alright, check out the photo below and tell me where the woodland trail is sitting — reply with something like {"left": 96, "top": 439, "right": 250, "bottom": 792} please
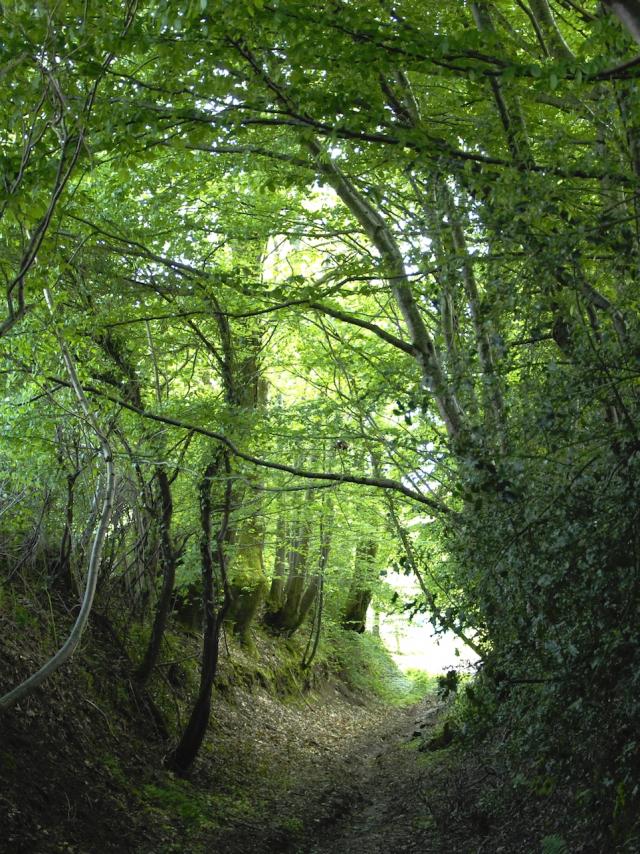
{"left": 0, "top": 618, "right": 541, "bottom": 854}
{"left": 298, "top": 695, "right": 441, "bottom": 854}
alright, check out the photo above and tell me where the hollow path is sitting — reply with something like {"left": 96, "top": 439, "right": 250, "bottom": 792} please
{"left": 189, "top": 678, "right": 446, "bottom": 854}
{"left": 295, "top": 695, "right": 442, "bottom": 854}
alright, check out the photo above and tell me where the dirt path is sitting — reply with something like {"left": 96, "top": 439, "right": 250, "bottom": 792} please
{"left": 0, "top": 614, "right": 448, "bottom": 854}
{"left": 298, "top": 695, "right": 442, "bottom": 854}
{"left": 0, "top": 617, "right": 542, "bottom": 854}
{"left": 182, "top": 680, "right": 446, "bottom": 854}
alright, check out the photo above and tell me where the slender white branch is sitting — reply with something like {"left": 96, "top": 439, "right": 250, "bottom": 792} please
{"left": 0, "top": 290, "right": 116, "bottom": 712}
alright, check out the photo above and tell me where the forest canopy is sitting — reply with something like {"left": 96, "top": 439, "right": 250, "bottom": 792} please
{"left": 1, "top": 0, "right": 640, "bottom": 848}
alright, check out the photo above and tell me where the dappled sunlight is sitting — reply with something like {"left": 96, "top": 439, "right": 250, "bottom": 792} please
{"left": 368, "top": 609, "right": 480, "bottom": 676}
{"left": 1, "top": 0, "right": 639, "bottom": 850}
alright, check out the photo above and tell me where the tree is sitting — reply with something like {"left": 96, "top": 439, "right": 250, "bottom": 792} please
{"left": 1, "top": 1, "right": 639, "bottom": 841}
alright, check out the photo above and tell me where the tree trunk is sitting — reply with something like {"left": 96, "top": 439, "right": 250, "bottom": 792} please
{"left": 372, "top": 609, "right": 381, "bottom": 638}
{"left": 228, "top": 579, "right": 268, "bottom": 647}
{"left": 135, "top": 468, "right": 176, "bottom": 685}
{"left": 51, "top": 470, "right": 80, "bottom": 596}
{"left": 265, "top": 489, "right": 319, "bottom": 635}
{"left": 342, "top": 541, "right": 378, "bottom": 633}
{"left": 266, "top": 514, "right": 287, "bottom": 611}
{"left": 604, "top": 0, "right": 640, "bottom": 44}
{"left": 167, "top": 451, "right": 232, "bottom": 775}
{"left": 471, "top": 2, "right": 534, "bottom": 168}
{"left": 528, "top": 0, "right": 575, "bottom": 60}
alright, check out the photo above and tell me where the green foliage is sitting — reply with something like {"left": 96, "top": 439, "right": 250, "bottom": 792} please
{"left": 142, "top": 779, "right": 219, "bottom": 828}
{"left": 541, "top": 835, "right": 568, "bottom": 854}
{"left": 436, "top": 669, "right": 461, "bottom": 700}
{"left": 101, "top": 754, "right": 128, "bottom": 789}
{"left": 274, "top": 816, "right": 304, "bottom": 839}
{"left": 141, "top": 775, "right": 263, "bottom": 834}
{"left": 12, "top": 601, "right": 38, "bottom": 630}
{"left": 330, "top": 630, "right": 435, "bottom": 706}
{"left": 1, "top": 0, "right": 640, "bottom": 844}
{"left": 405, "top": 668, "right": 438, "bottom": 699}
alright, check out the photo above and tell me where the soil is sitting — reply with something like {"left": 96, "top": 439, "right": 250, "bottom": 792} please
{"left": 303, "top": 696, "right": 440, "bottom": 854}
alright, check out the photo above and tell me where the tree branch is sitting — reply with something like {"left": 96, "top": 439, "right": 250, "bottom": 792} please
{"left": 43, "top": 375, "right": 453, "bottom": 516}
{"left": 0, "top": 292, "right": 116, "bottom": 712}
{"left": 309, "top": 302, "right": 417, "bottom": 356}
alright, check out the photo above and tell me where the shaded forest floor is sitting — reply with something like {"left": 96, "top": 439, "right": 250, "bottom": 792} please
{"left": 0, "top": 600, "right": 569, "bottom": 854}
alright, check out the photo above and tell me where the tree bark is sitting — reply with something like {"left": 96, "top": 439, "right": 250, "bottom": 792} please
{"left": 135, "top": 468, "right": 177, "bottom": 686}
{"left": 528, "top": 0, "right": 575, "bottom": 60}
{"left": 342, "top": 541, "right": 378, "bottom": 633}
{"left": 266, "top": 514, "right": 288, "bottom": 611}
{"left": 167, "top": 451, "right": 232, "bottom": 775}
{"left": 307, "top": 138, "right": 465, "bottom": 441}
{"left": 51, "top": 469, "right": 80, "bottom": 596}
{"left": 604, "top": 0, "right": 640, "bottom": 43}
{"left": 471, "top": 2, "right": 535, "bottom": 168}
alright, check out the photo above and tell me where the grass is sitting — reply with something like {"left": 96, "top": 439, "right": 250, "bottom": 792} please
{"left": 330, "top": 629, "right": 437, "bottom": 706}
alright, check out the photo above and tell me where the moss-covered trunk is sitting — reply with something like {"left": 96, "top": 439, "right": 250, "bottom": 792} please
{"left": 342, "top": 540, "right": 378, "bottom": 633}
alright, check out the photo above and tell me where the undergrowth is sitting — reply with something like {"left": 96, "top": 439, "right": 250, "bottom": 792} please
{"left": 329, "top": 629, "right": 436, "bottom": 705}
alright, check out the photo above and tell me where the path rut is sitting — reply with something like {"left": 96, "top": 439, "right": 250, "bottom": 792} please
{"left": 300, "top": 696, "right": 442, "bottom": 854}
